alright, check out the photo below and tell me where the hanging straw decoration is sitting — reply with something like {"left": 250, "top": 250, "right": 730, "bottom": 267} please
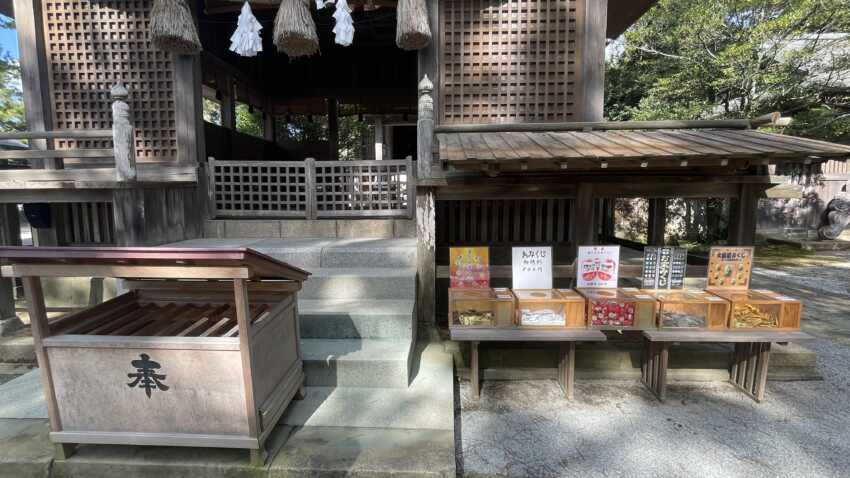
{"left": 150, "top": 0, "right": 202, "bottom": 55}
{"left": 230, "top": 1, "right": 264, "bottom": 57}
{"left": 332, "top": 0, "right": 354, "bottom": 46}
{"left": 396, "top": 0, "right": 431, "bottom": 50}
{"left": 274, "top": 0, "right": 321, "bottom": 58}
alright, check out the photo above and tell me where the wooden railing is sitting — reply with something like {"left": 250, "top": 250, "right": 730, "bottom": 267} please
{"left": 208, "top": 157, "right": 415, "bottom": 219}
{"left": 0, "top": 84, "right": 135, "bottom": 180}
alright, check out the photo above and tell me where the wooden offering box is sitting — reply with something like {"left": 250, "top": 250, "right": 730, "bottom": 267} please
{"left": 512, "top": 289, "right": 585, "bottom": 328}
{"left": 449, "top": 288, "right": 515, "bottom": 328}
{"left": 707, "top": 289, "right": 801, "bottom": 330}
{"left": 644, "top": 289, "right": 730, "bottom": 330}
{"left": 0, "top": 247, "right": 310, "bottom": 464}
{"left": 578, "top": 288, "right": 657, "bottom": 330}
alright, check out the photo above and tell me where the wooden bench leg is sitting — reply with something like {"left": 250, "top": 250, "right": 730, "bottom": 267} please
{"left": 730, "top": 342, "right": 771, "bottom": 402}
{"left": 642, "top": 340, "right": 668, "bottom": 402}
{"left": 558, "top": 342, "right": 575, "bottom": 400}
{"left": 470, "top": 341, "right": 480, "bottom": 400}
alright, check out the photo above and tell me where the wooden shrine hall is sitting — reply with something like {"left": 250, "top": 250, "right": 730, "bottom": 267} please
{"left": 0, "top": 0, "right": 847, "bottom": 329}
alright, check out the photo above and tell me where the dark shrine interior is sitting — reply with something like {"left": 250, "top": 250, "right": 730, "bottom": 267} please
{"left": 196, "top": 0, "right": 417, "bottom": 138}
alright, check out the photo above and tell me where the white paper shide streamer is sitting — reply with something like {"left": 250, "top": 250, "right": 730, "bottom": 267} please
{"left": 332, "top": 0, "right": 354, "bottom": 46}
{"left": 230, "top": 1, "right": 263, "bottom": 57}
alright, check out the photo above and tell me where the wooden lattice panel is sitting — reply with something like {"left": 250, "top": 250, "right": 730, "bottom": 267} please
{"left": 315, "top": 161, "right": 411, "bottom": 217}
{"left": 440, "top": 0, "right": 579, "bottom": 124}
{"left": 42, "top": 0, "right": 177, "bottom": 161}
{"left": 210, "top": 160, "right": 309, "bottom": 217}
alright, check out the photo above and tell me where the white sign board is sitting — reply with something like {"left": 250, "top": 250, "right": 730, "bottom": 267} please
{"left": 576, "top": 246, "right": 620, "bottom": 288}
{"left": 512, "top": 246, "right": 553, "bottom": 289}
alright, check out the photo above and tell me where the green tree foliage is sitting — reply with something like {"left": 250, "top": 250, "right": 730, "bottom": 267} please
{"left": 606, "top": 0, "right": 850, "bottom": 140}
{"left": 0, "top": 18, "right": 24, "bottom": 132}
{"left": 235, "top": 103, "right": 263, "bottom": 137}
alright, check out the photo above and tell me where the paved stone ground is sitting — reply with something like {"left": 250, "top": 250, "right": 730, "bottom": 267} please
{"left": 455, "top": 257, "right": 850, "bottom": 478}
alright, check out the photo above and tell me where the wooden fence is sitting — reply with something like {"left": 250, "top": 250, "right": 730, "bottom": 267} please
{"left": 208, "top": 158, "right": 415, "bottom": 219}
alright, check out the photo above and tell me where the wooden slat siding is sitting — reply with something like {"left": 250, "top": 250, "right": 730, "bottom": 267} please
{"left": 437, "top": 199, "right": 571, "bottom": 245}
{"left": 441, "top": 0, "right": 578, "bottom": 124}
{"left": 822, "top": 160, "right": 849, "bottom": 175}
{"left": 647, "top": 131, "right": 725, "bottom": 156}
{"left": 548, "top": 132, "right": 610, "bottom": 158}
{"left": 42, "top": 0, "right": 177, "bottom": 162}
{"left": 59, "top": 202, "right": 115, "bottom": 246}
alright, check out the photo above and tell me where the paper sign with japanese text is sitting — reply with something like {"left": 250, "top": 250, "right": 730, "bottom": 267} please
{"left": 449, "top": 247, "right": 490, "bottom": 288}
{"left": 642, "top": 246, "right": 688, "bottom": 289}
{"left": 577, "top": 246, "right": 620, "bottom": 288}
{"left": 706, "top": 246, "right": 754, "bottom": 290}
{"left": 512, "top": 246, "right": 553, "bottom": 289}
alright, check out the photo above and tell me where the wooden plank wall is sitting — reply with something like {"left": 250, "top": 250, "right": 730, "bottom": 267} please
{"left": 440, "top": 0, "right": 580, "bottom": 124}
{"left": 437, "top": 198, "right": 572, "bottom": 245}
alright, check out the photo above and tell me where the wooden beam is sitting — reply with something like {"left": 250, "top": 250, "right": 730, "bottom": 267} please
{"left": 728, "top": 183, "right": 760, "bottom": 246}
{"left": 570, "top": 182, "right": 596, "bottom": 255}
{"left": 434, "top": 119, "right": 758, "bottom": 134}
{"left": 437, "top": 264, "right": 709, "bottom": 279}
{"left": 0, "top": 130, "right": 112, "bottom": 140}
{"left": 577, "top": 0, "right": 608, "bottom": 121}
{"left": 174, "top": 54, "right": 203, "bottom": 166}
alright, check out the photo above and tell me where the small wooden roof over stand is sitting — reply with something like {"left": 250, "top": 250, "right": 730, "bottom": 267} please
{"left": 0, "top": 246, "right": 310, "bottom": 465}
{"left": 0, "top": 246, "right": 310, "bottom": 281}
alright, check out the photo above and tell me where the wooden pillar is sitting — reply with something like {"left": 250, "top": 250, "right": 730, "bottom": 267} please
{"left": 13, "top": 0, "right": 59, "bottom": 169}
{"left": 220, "top": 74, "right": 236, "bottom": 130}
{"left": 577, "top": 0, "right": 608, "bottom": 122}
{"left": 570, "top": 183, "right": 596, "bottom": 257}
{"left": 0, "top": 205, "right": 22, "bottom": 335}
{"left": 728, "top": 184, "right": 760, "bottom": 246}
{"left": 263, "top": 112, "right": 276, "bottom": 142}
{"left": 327, "top": 98, "right": 339, "bottom": 161}
{"left": 374, "top": 117, "right": 384, "bottom": 161}
{"left": 601, "top": 198, "right": 615, "bottom": 241}
{"left": 109, "top": 84, "right": 146, "bottom": 246}
{"left": 647, "top": 198, "right": 667, "bottom": 246}
{"left": 416, "top": 188, "right": 436, "bottom": 326}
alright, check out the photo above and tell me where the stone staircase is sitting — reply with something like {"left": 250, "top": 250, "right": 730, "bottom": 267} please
{"left": 167, "top": 235, "right": 455, "bottom": 477}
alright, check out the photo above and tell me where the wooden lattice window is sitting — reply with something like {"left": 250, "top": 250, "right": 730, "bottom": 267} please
{"left": 42, "top": 0, "right": 177, "bottom": 161}
{"left": 440, "top": 0, "right": 579, "bottom": 124}
{"left": 315, "top": 161, "right": 410, "bottom": 216}
{"left": 210, "top": 160, "right": 309, "bottom": 217}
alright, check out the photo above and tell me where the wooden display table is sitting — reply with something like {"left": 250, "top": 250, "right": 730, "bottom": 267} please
{"left": 641, "top": 329, "right": 814, "bottom": 403}
{"left": 0, "top": 247, "right": 310, "bottom": 465}
{"left": 451, "top": 328, "right": 607, "bottom": 400}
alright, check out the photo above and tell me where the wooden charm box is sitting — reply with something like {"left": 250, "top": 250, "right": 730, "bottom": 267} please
{"left": 644, "top": 289, "right": 730, "bottom": 330}
{"left": 577, "top": 288, "right": 657, "bottom": 330}
{"left": 0, "top": 247, "right": 310, "bottom": 465}
{"left": 707, "top": 289, "right": 802, "bottom": 330}
{"left": 512, "top": 289, "right": 585, "bottom": 328}
{"left": 449, "top": 288, "right": 515, "bottom": 328}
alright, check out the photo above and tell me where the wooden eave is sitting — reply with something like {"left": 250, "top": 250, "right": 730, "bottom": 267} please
{"left": 436, "top": 128, "right": 850, "bottom": 173}
{"left": 0, "top": 247, "right": 311, "bottom": 281}
{"left": 0, "top": 164, "right": 198, "bottom": 190}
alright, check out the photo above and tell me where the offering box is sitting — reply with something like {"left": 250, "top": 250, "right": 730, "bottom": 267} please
{"left": 449, "top": 288, "right": 516, "bottom": 328}
{"left": 577, "top": 288, "right": 657, "bottom": 330}
{"left": 707, "top": 289, "right": 801, "bottom": 330}
{"left": 645, "top": 289, "right": 730, "bottom": 330}
{"left": 512, "top": 289, "right": 585, "bottom": 328}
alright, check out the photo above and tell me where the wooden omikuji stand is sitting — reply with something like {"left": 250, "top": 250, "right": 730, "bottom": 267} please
{"left": 0, "top": 247, "right": 310, "bottom": 465}
{"left": 451, "top": 328, "right": 606, "bottom": 400}
{"left": 641, "top": 330, "right": 814, "bottom": 403}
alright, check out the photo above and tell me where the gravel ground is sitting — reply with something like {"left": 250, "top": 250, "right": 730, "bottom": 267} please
{"left": 455, "top": 259, "right": 850, "bottom": 478}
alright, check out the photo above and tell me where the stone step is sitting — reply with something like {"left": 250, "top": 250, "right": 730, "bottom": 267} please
{"left": 165, "top": 238, "right": 416, "bottom": 270}
{"left": 301, "top": 338, "right": 412, "bottom": 388}
{"left": 283, "top": 343, "right": 454, "bottom": 430}
{"left": 299, "top": 268, "right": 416, "bottom": 300}
{"left": 0, "top": 336, "right": 35, "bottom": 364}
{"left": 270, "top": 426, "right": 455, "bottom": 478}
{"left": 298, "top": 299, "right": 415, "bottom": 339}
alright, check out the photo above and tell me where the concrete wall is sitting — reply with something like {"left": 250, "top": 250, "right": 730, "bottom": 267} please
{"left": 203, "top": 219, "right": 416, "bottom": 239}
